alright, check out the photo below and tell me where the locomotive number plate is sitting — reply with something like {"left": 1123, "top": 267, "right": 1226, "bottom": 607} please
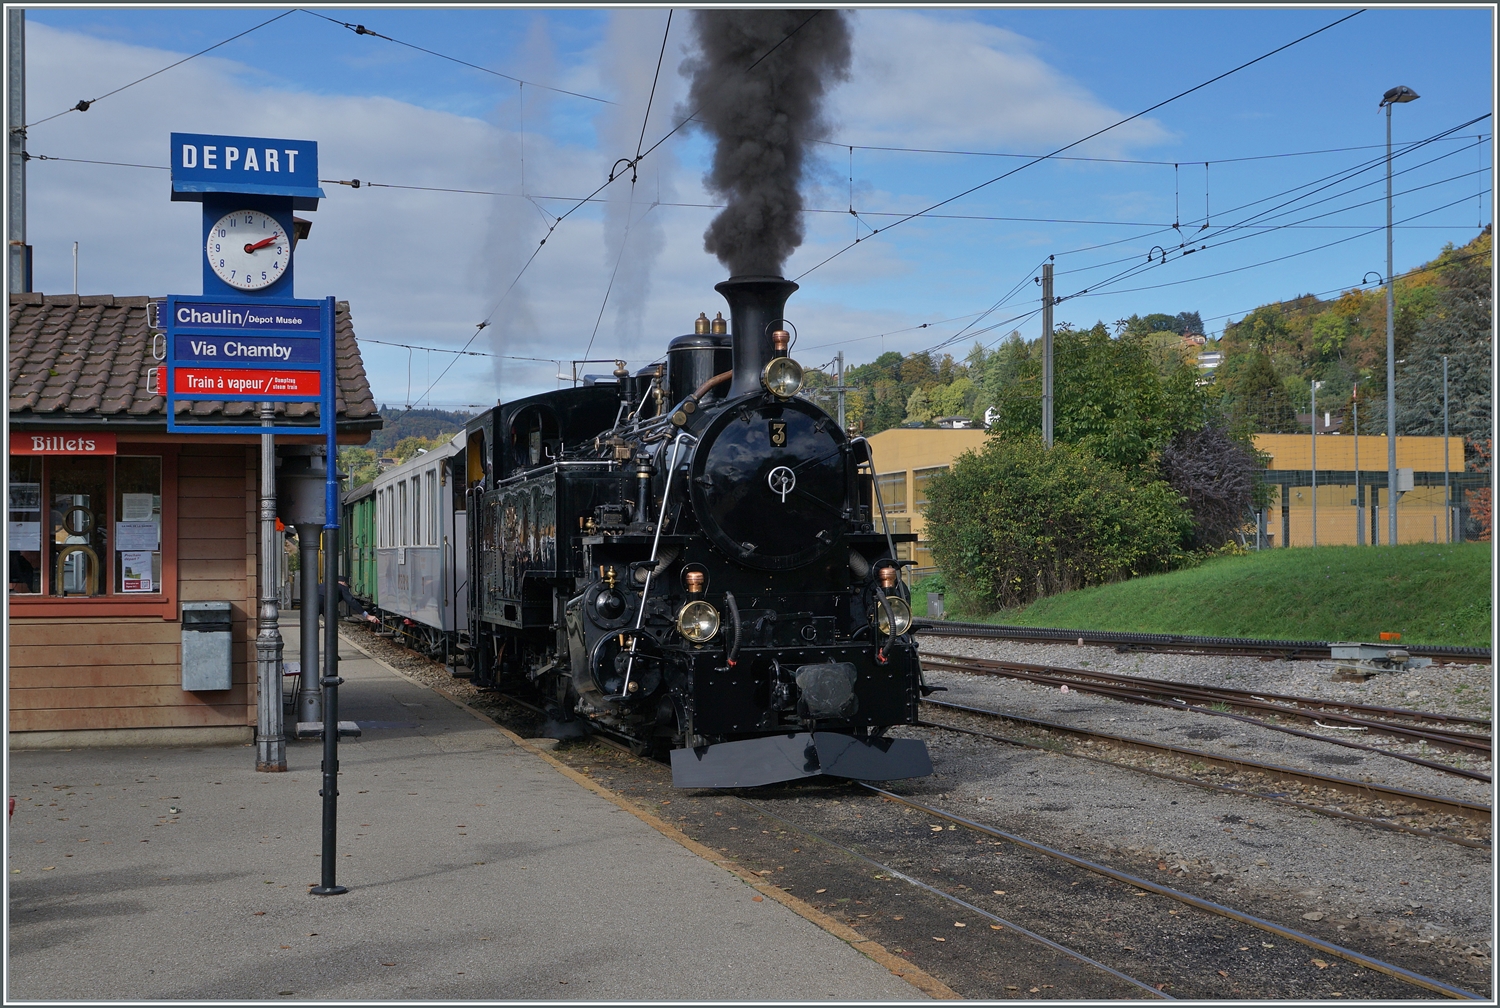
{"left": 769, "top": 420, "right": 788, "bottom": 447}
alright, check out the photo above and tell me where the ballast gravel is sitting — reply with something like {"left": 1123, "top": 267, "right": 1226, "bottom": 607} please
{"left": 894, "top": 635, "right": 1493, "bottom": 976}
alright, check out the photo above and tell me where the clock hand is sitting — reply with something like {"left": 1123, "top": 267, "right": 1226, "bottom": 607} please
{"left": 242, "top": 236, "right": 279, "bottom": 253}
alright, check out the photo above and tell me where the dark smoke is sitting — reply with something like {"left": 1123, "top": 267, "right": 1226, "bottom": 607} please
{"left": 681, "top": 9, "right": 852, "bottom": 276}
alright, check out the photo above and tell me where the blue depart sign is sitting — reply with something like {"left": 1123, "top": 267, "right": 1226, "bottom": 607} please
{"left": 171, "top": 301, "right": 322, "bottom": 332}
{"left": 171, "top": 132, "right": 325, "bottom": 209}
{"left": 172, "top": 334, "right": 322, "bottom": 364}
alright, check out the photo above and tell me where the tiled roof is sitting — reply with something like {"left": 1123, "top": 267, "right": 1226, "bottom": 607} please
{"left": 7, "top": 293, "right": 379, "bottom": 426}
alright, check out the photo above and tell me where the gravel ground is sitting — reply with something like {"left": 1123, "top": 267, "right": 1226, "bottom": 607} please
{"left": 920, "top": 637, "right": 1493, "bottom": 800}
{"left": 892, "top": 635, "right": 1493, "bottom": 978}
{"left": 919, "top": 635, "right": 1493, "bottom": 720}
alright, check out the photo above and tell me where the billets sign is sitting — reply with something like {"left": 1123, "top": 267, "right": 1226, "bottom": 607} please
{"left": 165, "top": 294, "right": 336, "bottom": 434}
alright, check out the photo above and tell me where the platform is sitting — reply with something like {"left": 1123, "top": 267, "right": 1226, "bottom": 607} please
{"left": 7, "top": 624, "right": 926, "bottom": 1001}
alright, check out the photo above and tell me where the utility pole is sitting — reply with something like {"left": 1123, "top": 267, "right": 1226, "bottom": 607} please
{"left": 1041, "top": 259, "right": 1054, "bottom": 448}
{"left": 7, "top": 8, "right": 27, "bottom": 294}
{"left": 255, "top": 402, "right": 286, "bottom": 771}
{"left": 835, "top": 351, "right": 846, "bottom": 431}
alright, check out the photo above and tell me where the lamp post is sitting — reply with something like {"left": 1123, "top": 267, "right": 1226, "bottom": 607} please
{"left": 1353, "top": 385, "right": 1362, "bottom": 545}
{"left": 1381, "top": 85, "right": 1419, "bottom": 546}
{"left": 1310, "top": 380, "right": 1320, "bottom": 547}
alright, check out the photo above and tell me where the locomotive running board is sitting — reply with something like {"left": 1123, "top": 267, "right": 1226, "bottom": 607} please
{"left": 669, "top": 732, "right": 932, "bottom": 789}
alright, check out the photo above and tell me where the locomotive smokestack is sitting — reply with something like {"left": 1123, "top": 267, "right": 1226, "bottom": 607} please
{"left": 716, "top": 274, "right": 798, "bottom": 398}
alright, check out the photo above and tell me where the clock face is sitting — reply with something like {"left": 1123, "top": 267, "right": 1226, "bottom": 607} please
{"left": 205, "top": 209, "right": 290, "bottom": 291}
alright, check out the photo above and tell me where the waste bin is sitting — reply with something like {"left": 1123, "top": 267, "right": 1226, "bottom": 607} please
{"left": 927, "top": 593, "right": 945, "bottom": 618}
{"left": 181, "top": 601, "right": 233, "bottom": 691}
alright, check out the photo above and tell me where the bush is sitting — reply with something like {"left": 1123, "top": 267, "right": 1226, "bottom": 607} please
{"left": 924, "top": 435, "right": 1195, "bottom": 611}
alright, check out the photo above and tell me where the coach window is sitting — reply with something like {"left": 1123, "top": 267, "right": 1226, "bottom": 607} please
{"left": 8, "top": 457, "right": 43, "bottom": 594}
{"left": 413, "top": 475, "right": 423, "bottom": 546}
{"left": 875, "top": 472, "right": 907, "bottom": 513}
{"left": 399, "top": 481, "right": 409, "bottom": 546}
{"left": 426, "top": 470, "right": 438, "bottom": 544}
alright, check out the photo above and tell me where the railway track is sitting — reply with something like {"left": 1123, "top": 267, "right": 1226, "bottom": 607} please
{"left": 915, "top": 620, "right": 1493, "bottom": 664}
{"left": 918, "top": 698, "right": 1490, "bottom": 849}
{"left": 921, "top": 652, "right": 1492, "bottom": 783}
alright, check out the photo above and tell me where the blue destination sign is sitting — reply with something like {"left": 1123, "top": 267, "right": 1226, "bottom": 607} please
{"left": 170, "top": 132, "right": 324, "bottom": 205}
{"left": 173, "top": 333, "right": 321, "bottom": 364}
{"left": 173, "top": 301, "right": 322, "bottom": 332}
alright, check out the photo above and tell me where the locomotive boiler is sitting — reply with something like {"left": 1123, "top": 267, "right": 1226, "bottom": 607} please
{"left": 461, "top": 275, "right": 933, "bottom": 787}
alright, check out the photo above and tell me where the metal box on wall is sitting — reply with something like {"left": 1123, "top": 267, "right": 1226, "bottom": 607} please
{"left": 182, "top": 601, "right": 233, "bottom": 691}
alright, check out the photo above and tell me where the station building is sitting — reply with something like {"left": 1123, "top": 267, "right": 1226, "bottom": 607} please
{"left": 7, "top": 292, "right": 379, "bottom": 748}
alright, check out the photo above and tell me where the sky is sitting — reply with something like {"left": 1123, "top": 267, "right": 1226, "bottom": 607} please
{"left": 16, "top": 5, "right": 1495, "bottom": 410}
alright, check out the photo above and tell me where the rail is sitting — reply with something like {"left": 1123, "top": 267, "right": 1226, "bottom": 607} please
{"left": 914, "top": 619, "right": 1491, "bottom": 663}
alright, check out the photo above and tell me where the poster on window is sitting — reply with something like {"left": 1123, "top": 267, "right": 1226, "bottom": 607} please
{"left": 120, "top": 551, "right": 154, "bottom": 592}
{"left": 114, "top": 522, "right": 160, "bottom": 551}
{"left": 8, "top": 522, "right": 41, "bottom": 551}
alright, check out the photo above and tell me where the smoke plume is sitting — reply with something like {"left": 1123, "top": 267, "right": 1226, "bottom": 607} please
{"left": 681, "top": 9, "right": 852, "bottom": 277}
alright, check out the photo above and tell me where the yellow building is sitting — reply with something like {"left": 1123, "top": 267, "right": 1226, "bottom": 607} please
{"left": 864, "top": 427, "right": 987, "bottom": 570}
{"left": 862, "top": 427, "right": 1478, "bottom": 571}
{"left": 1253, "top": 433, "right": 1469, "bottom": 547}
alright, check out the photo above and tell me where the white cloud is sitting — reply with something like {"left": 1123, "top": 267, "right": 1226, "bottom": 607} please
{"left": 830, "top": 11, "right": 1172, "bottom": 156}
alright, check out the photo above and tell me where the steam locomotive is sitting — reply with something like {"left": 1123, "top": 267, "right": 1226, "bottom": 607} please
{"left": 349, "top": 276, "right": 932, "bottom": 787}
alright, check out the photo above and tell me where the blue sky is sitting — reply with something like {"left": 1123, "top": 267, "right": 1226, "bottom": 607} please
{"left": 20, "top": 6, "right": 1494, "bottom": 408}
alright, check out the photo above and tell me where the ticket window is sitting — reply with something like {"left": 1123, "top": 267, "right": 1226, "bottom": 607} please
{"left": 8, "top": 455, "right": 163, "bottom": 597}
{"left": 8, "top": 457, "right": 42, "bottom": 594}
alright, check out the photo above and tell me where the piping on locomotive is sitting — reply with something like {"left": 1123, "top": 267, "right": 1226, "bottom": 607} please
{"left": 447, "top": 275, "right": 935, "bottom": 787}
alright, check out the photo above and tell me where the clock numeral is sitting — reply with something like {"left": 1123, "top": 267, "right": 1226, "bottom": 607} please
{"left": 218, "top": 259, "right": 225, "bottom": 268}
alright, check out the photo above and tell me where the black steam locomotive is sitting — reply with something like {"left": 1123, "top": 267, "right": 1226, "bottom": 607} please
{"left": 459, "top": 276, "right": 932, "bottom": 787}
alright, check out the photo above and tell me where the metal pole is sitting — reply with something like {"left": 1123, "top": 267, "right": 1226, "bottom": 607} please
{"left": 1354, "top": 393, "right": 1363, "bottom": 545}
{"left": 1443, "top": 355, "right": 1450, "bottom": 543}
{"left": 835, "top": 351, "right": 846, "bottom": 431}
{"left": 7, "top": 8, "right": 26, "bottom": 294}
{"left": 311, "top": 431, "right": 346, "bottom": 896}
{"left": 1041, "top": 260, "right": 1054, "bottom": 448}
{"left": 1385, "top": 101, "right": 1399, "bottom": 546}
{"left": 72, "top": 240, "right": 77, "bottom": 295}
{"left": 297, "top": 522, "right": 322, "bottom": 725}
{"left": 1310, "top": 382, "right": 1317, "bottom": 547}
{"left": 255, "top": 403, "right": 286, "bottom": 771}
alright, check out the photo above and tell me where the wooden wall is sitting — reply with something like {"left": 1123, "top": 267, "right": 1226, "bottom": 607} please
{"left": 9, "top": 444, "right": 256, "bottom": 735}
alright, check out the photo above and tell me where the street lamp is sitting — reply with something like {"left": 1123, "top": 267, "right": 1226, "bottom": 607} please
{"left": 1443, "top": 355, "right": 1451, "bottom": 542}
{"left": 1381, "top": 84, "right": 1419, "bottom": 546}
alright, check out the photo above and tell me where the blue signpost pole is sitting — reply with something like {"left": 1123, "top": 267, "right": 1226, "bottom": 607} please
{"left": 312, "top": 297, "right": 346, "bottom": 896}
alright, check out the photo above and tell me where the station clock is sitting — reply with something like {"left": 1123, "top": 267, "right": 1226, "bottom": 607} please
{"left": 205, "top": 209, "right": 290, "bottom": 291}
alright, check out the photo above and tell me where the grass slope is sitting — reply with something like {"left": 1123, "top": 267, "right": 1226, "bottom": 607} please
{"left": 960, "top": 544, "right": 1492, "bottom": 647}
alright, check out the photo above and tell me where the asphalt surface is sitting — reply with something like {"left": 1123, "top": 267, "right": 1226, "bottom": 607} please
{"left": 7, "top": 621, "right": 926, "bottom": 1002}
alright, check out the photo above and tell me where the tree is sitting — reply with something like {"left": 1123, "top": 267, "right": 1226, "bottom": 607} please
{"left": 1158, "top": 426, "right": 1260, "bottom": 549}
{"left": 904, "top": 386, "right": 935, "bottom": 425}
{"left": 924, "top": 435, "right": 1194, "bottom": 611}
{"left": 1221, "top": 352, "right": 1298, "bottom": 434}
{"left": 1394, "top": 240, "right": 1492, "bottom": 439}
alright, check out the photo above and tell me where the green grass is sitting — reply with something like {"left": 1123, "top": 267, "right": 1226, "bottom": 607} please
{"left": 948, "top": 543, "right": 1491, "bottom": 647}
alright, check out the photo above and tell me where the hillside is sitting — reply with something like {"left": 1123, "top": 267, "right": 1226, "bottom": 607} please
{"left": 365, "top": 407, "right": 473, "bottom": 453}
{"left": 933, "top": 543, "right": 1490, "bottom": 647}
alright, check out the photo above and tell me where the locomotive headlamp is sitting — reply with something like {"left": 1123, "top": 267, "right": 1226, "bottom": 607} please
{"left": 874, "top": 595, "right": 912, "bottom": 636}
{"left": 762, "top": 356, "right": 803, "bottom": 399}
{"left": 676, "top": 600, "right": 721, "bottom": 643}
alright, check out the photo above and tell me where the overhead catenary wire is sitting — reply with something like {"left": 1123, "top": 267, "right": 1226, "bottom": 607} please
{"left": 297, "top": 8, "right": 614, "bottom": 105}
{"left": 583, "top": 9, "right": 673, "bottom": 365}
{"left": 791, "top": 9, "right": 1368, "bottom": 281}
{"left": 411, "top": 10, "right": 824, "bottom": 407}
{"left": 24, "top": 9, "right": 298, "bottom": 129}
